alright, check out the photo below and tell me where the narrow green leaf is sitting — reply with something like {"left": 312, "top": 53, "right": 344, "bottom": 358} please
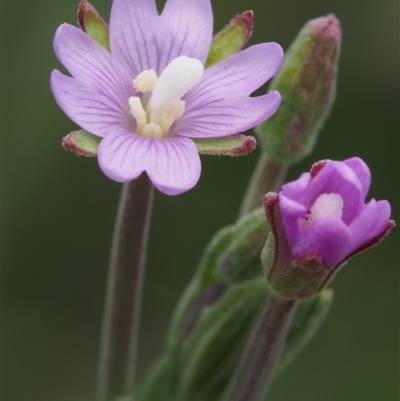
{"left": 217, "top": 207, "right": 269, "bottom": 283}
{"left": 139, "top": 356, "right": 176, "bottom": 401}
{"left": 193, "top": 134, "right": 256, "bottom": 156}
{"left": 206, "top": 11, "right": 253, "bottom": 67}
{"left": 166, "top": 226, "right": 234, "bottom": 351}
{"left": 176, "top": 279, "right": 269, "bottom": 401}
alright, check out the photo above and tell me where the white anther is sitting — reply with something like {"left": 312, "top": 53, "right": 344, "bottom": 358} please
{"left": 133, "top": 69, "right": 158, "bottom": 93}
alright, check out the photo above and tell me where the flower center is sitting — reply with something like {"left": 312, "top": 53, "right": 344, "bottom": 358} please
{"left": 302, "top": 193, "right": 344, "bottom": 230}
{"left": 128, "top": 56, "right": 204, "bottom": 138}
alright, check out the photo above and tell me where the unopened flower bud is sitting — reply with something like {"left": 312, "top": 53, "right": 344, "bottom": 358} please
{"left": 256, "top": 15, "right": 341, "bottom": 163}
{"left": 262, "top": 157, "right": 394, "bottom": 299}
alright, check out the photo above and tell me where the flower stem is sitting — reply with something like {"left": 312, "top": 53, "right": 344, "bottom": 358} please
{"left": 221, "top": 293, "right": 296, "bottom": 401}
{"left": 239, "top": 154, "right": 288, "bottom": 218}
{"left": 96, "top": 173, "right": 154, "bottom": 401}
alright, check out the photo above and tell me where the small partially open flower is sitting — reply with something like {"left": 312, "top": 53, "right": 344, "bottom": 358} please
{"left": 51, "top": 0, "right": 283, "bottom": 195}
{"left": 262, "top": 157, "right": 394, "bottom": 299}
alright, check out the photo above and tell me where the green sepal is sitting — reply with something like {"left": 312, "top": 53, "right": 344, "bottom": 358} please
{"left": 276, "top": 288, "right": 333, "bottom": 375}
{"left": 269, "top": 252, "right": 329, "bottom": 299}
{"left": 174, "top": 279, "right": 269, "bottom": 401}
{"left": 217, "top": 208, "right": 269, "bottom": 283}
{"left": 193, "top": 134, "right": 256, "bottom": 156}
{"left": 78, "top": 0, "right": 110, "bottom": 50}
{"left": 205, "top": 11, "right": 253, "bottom": 67}
{"left": 62, "top": 129, "right": 101, "bottom": 157}
{"left": 256, "top": 15, "right": 341, "bottom": 163}
{"left": 62, "top": 129, "right": 256, "bottom": 158}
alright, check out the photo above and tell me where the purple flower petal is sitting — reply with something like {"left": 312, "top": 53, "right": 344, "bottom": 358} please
{"left": 343, "top": 157, "right": 371, "bottom": 199}
{"left": 109, "top": 0, "right": 159, "bottom": 77}
{"left": 185, "top": 43, "right": 284, "bottom": 105}
{"left": 291, "top": 216, "right": 353, "bottom": 267}
{"left": 279, "top": 193, "right": 307, "bottom": 245}
{"left": 51, "top": 71, "right": 130, "bottom": 137}
{"left": 158, "top": 0, "right": 213, "bottom": 70}
{"left": 109, "top": 0, "right": 213, "bottom": 77}
{"left": 176, "top": 91, "right": 281, "bottom": 138}
{"left": 53, "top": 24, "right": 132, "bottom": 100}
{"left": 281, "top": 173, "right": 311, "bottom": 203}
{"left": 98, "top": 129, "right": 201, "bottom": 195}
{"left": 349, "top": 199, "right": 391, "bottom": 248}
{"left": 305, "top": 161, "right": 363, "bottom": 224}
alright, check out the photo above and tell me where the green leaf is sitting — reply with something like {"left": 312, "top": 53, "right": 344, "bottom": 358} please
{"left": 217, "top": 208, "right": 269, "bottom": 283}
{"left": 78, "top": 0, "right": 110, "bottom": 50}
{"left": 139, "top": 356, "right": 176, "bottom": 401}
{"left": 167, "top": 207, "right": 268, "bottom": 352}
{"left": 206, "top": 11, "right": 253, "bottom": 67}
{"left": 62, "top": 129, "right": 101, "bottom": 157}
{"left": 193, "top": 134, "right": 256, "bottom": 156}
{"left": 175, "top": 279, "right": 269, "bottom": 401}
{"left": 166, "top": 226, "right": 234, "bottom": 351}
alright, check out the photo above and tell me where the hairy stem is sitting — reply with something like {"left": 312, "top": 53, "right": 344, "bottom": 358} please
{"left": 96, "top": 173, "right": 154, "bottom": 401}
{"left": 239, "top": 154, "right": 288, "bottom": 218}
{"left": 221, "top": 293, "right": 296, "bottom": 401}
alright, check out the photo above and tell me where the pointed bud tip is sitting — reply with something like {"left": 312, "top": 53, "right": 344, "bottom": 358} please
{"left": 78, "top": 0, "right": 93, "bottom": 31}
{"left": 232, "top": 135, "right": 256, "bottom": 156}
{"left": 263, "top": 192, "right": 279, "bottom": 209}
{"left": 77, "top": 0, "right": 109, "bottom": 50}
{"left": 308, "top": 14, "right": 341, "bottom": 42}
{"left": 233, "top": 10, "right": 254, "bottom": 42}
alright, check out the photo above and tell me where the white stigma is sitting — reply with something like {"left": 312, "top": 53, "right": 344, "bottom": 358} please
{"left": 150, "top": 56, "right": 204, "bottom": 122}
{"left": 128, "top": 56, "right": 203, "bottom": 139}
{"left": 302, "top": 193, "right": 344, "bottom": 230}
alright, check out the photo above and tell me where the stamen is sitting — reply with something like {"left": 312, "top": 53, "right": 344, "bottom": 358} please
{"left": 142, "top": 122, "right": 163, "bottom": 139}
{"left": 302, "top": 193, "right": 344, "bottom": 229}
{"left": 133, "top": 69, "right": 158, "bottom": 93}
{"left": 128, "top": 57, "right": 203, "bottom": 138}
{"left": 129, "top": 96, "right": 147, "bottom": 133}
{"left": 158, "top": 100, "right": 186, "bottom": 134}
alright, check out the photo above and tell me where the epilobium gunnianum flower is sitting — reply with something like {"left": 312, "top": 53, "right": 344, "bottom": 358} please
{"left": 256, "top": 15, "right": 341, "bottom": 163}
{"left": 51, "top": 0, "right": 284, "bottom": 195}
{"left": 262, "top": 157, "right": 394, "bottom": 299}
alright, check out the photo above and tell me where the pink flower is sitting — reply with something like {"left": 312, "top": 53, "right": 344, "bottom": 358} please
{"left": 263, "top": 157, "right": 394, "bottom": 298}
{"left": 51, "top": 0, "right": 283, "bottom": 195}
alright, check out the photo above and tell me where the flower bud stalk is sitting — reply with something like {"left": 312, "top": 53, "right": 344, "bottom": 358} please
{"left": 221, "top": 293, "right": 296, "bottom": 401}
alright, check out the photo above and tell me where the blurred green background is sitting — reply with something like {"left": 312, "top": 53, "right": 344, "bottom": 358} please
{"left": 3, "top": 0, "right": 399, "bottom": 400}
